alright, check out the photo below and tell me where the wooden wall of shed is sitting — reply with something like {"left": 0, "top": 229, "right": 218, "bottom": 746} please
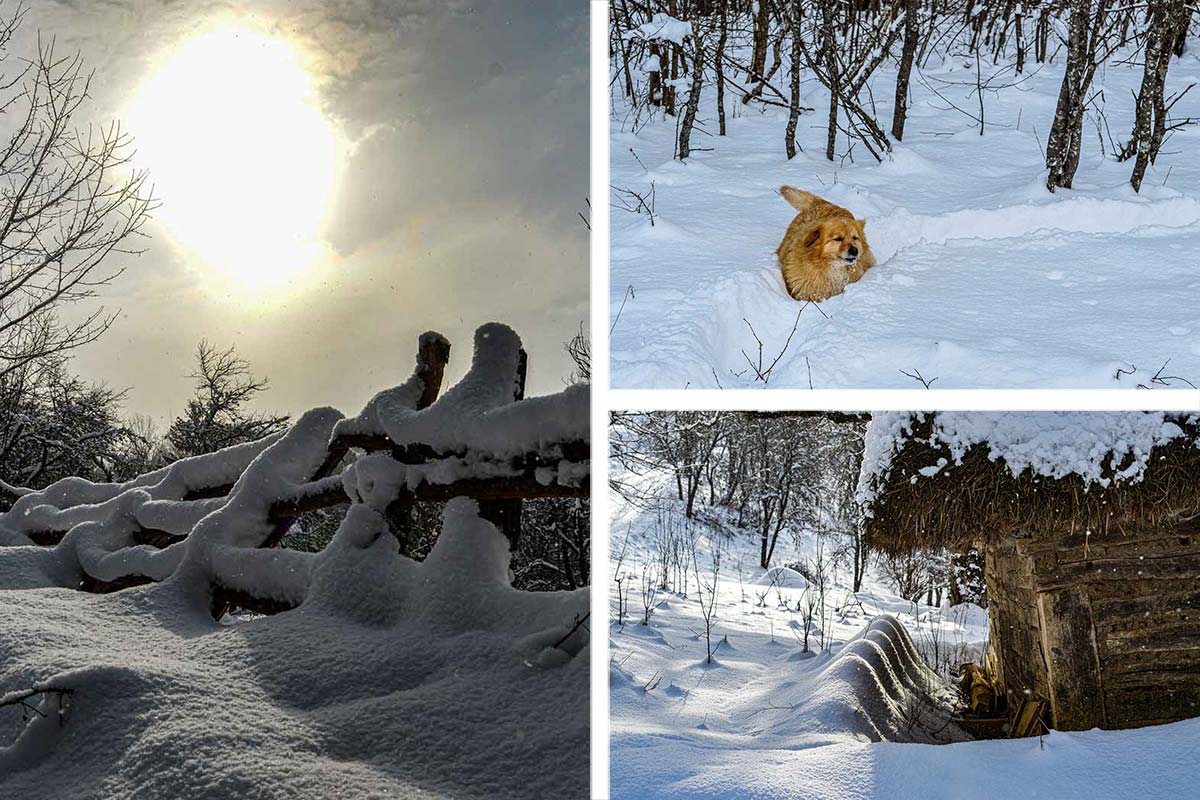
{"left": 987, "top": 522, "right": 1200, "bottom": 731}
{"left": 984, "top": 537, "right": 1050, "bottom": 714}
{"left": 1030, "top": 522, "right": 1200, "bottom": 730}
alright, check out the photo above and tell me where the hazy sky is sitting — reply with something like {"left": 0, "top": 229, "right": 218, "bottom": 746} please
{"left": 16, "top": 0, "right": 589, "bottom": 423}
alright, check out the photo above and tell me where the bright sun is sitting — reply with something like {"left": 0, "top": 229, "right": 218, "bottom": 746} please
{"left": 128, "top": 26, "right": 339, "bottom": 290}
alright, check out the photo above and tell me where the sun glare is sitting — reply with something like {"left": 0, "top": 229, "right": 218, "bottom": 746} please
{"left": 128, "top": 26, "right": 339, "bottom": 290}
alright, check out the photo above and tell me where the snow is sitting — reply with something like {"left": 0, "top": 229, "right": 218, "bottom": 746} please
{"left": 336, "top": 323, "right": 589, "bottom": 461}
{"left": 857, "top": 411, "right": 1194, "bottom": 510}
{"left": 609, "top": 467, "right": 1197, "bottom": 799}
{"left": 609, "top": 48, "right": 1200, "bottom": 389}
{"left": 0, "top": 499, "right": 588, "bottom": 798}
{"left": 623, "top": 13, "right": 691, "bottom": 46}
{"left": 0, "top": 320, "right": 591, "bottom": 797}
{"left": 617, "top": 717, "right": 1200, "bottom": 800}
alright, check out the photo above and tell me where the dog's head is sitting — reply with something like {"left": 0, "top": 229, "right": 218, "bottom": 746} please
{"left": 804, "top": 218, "right": 868, "bottom": 269}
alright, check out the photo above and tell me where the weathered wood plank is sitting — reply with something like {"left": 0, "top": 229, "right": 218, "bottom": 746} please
{"left": 1036, "top": 585, "right": 1106, "bottom": 730}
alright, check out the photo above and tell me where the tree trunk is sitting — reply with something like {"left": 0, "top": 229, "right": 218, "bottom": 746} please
{"left": 948, "top": 553, "right": 963, "bottom": 606}
{"left": 678, "top": 23, "right": 705, "bottom": 159}
{"left": 1015, "top": 8, "right": 1026, "bottom": 73}
{"left": 892, "top": 0, "right": 920, "bottom": 141}
{"left": 715, "top": 1, "right": 728, "bottom": 135}
{"left": 1045, "top": 0, "right": 1091, "bottom": 192}
{"left": 613, "top": 0, "right": 637, "bottom": 105}
{"left": 750, "top": 0, "right": 771, "bottom": 83}
{"left": 785, "top": 1, "right": 803, "bottom": 158}
{"left": 822, "top": 0, "right": 840, "bottom": 160}
{"left": 1129, "top": 1, "right": 1176, "bottom": 191}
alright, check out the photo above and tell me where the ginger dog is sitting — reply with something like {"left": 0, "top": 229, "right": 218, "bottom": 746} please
{"left": 776, "top": 186, "right": 875, "bottom": 301}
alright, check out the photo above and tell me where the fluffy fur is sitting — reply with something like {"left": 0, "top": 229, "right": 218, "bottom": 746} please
{"left": 776, "top": 186, "right": 876, "bottom": 301}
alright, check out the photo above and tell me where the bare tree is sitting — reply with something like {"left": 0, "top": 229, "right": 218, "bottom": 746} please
{"left": 0, "top": 13, "right": 155, "bottom": 381}
{"left": 892, "top": 0, "right": 921, "bottom": 141}
{"left": 166, "top": 341, "right": 288, "bottom": 457}
{"left": 784, "top": 0, "right": 804, "bottom": 159}
{"left": 640, "top": 563, "right": 660, "bottom": 625}
{"left": 1044, "top": 0, "right": 1121, "bottom": 191}
{"left": 1124, "top": 0, "right": 1193, "bottom": 191}
{"left": 691, "top": 533, "right": 722, "bottom": 664}
{"left": 0, "top": 354, "right": 140, "bottom": 502}
{"left": 564, "top": 322, "right": 590, "bottom": 383}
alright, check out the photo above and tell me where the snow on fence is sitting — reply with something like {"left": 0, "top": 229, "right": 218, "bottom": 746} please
{"left": 0, "top": 322, "right": 589, "bottom": 618}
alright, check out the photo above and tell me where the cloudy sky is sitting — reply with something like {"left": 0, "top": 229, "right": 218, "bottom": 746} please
{"left": 16, "top": 0, "right": 589, "bottom": 423}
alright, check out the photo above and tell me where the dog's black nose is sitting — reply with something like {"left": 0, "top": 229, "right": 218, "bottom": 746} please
{"left": 847, "top": 245, "right": 859, "bottom": 258}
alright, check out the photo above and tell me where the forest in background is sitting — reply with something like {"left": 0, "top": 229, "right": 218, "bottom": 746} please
{"left": 611, "top": 0, "right": 1196, "bottom": 191}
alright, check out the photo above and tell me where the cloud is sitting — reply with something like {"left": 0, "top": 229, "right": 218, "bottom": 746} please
{"left": 22, "top": 0, "right": 588, "bottom": 421}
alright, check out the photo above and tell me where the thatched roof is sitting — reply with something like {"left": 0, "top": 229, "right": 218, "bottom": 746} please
{"left": 859, "top": 412, "right": 1200, "bottom": 553}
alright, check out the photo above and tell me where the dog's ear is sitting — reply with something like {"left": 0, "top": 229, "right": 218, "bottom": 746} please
{"left": 855, "top": 219, "right": 867, "bottom": 235}
{"left": 803, "top": 224, "right": 823, "bottom": 249}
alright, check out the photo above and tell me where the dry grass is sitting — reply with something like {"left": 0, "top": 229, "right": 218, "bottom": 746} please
{"left": 865, "top": 414, "right": 1200, "bottom": 553}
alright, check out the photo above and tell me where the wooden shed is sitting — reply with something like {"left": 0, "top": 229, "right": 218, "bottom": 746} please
{"left": 860, "top": 412, "right": 1200, "bottom": 732}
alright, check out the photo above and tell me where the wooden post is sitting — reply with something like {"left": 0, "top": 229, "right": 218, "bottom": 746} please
{"left": 1036, "top": 584, "right": 1106, "bottom": 730}
{"left": 385, "top": 333, "right": 452, "bottom": 554}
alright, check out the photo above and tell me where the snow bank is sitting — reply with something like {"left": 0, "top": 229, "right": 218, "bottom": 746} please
{"left": 858, "top": 411, "right": 1194, "bottom": 510}
{"left": 0, "top": 499, "right": 589, "bottom": 798}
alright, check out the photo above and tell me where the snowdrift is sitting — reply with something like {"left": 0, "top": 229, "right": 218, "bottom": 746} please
{"left": 0, "top": 323, "right": 591, "bottom": 799}
{"left": 0, "top": 500, "right": 588, "bottom": 798}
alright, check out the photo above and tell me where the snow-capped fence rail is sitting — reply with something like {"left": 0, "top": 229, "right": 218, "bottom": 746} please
{"left": 0, "top": 323, "right": 589, "bottom": 618}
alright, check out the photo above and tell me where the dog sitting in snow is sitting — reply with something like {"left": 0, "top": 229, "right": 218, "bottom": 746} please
{"left": 776, "top": 186, "right": 875, "bottom": 301}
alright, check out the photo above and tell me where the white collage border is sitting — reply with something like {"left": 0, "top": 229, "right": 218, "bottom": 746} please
{"left": 586, "top": 3, "right": 1200, "bottom": 795}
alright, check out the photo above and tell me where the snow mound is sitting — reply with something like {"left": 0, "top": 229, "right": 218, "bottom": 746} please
{"left": 0, "top": 499, "right": 588, "bottom": 798}
{"left": 753, "top": 566, "right": 809, "bottom": 589}
{"left": 765, "top": 616, "right": 964, "bottom": 745}
{"left": 335, "top": 323, "right": 588, "bottom": 462}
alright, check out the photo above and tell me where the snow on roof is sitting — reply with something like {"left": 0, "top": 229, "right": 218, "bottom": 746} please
{"left": 858, "top": 411, "right": 1195, "bottom": 513}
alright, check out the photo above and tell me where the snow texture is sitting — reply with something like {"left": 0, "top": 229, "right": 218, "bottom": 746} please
{"left": 0, "top": 499, "right": 588, "bottom": 798}
{"left": 623, "top": 13, "right": 691, "bottom": 45}
{"left": 336, "top": 323, "right": 589, "bottom": 461}
{"left": 610, "top": 48, "right": 1200, "bottom": 389}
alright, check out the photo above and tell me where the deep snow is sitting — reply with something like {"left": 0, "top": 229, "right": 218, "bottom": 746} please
{"left": 609, "top": 470, "right": 1198, "bottom": 799}
{"left": 609, "top": 44, "right": 1200, "bottom": 389}
{"left": 0, "top": 500, "right": 590, "bottom": 799}
{"left": 0, "top": 322, "right": 591, "bottom": 798}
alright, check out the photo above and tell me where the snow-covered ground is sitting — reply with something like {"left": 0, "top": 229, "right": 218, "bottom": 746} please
{"left": 0, "top": 324, "right": 591, "bottom": 799}
{"left": 608, "top": 472, "right": 1198, "bottom": 799}
{"left": 609, "top": 46, "right": 1200, "bottom": 389}
{"left": 0, "top": 500, "right": 589, "bottom": 799}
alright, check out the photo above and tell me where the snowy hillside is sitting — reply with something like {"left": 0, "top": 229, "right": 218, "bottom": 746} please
{"left": 608, "top": 467, "right": 1197, "bottom": 799}
{"left": 609, "top": 39, "right": 1200, "bottom": 389}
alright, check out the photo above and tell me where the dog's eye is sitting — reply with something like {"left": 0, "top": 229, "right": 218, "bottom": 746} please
{"left": 833, "top": 237, "right": 844, "bottom": 242}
